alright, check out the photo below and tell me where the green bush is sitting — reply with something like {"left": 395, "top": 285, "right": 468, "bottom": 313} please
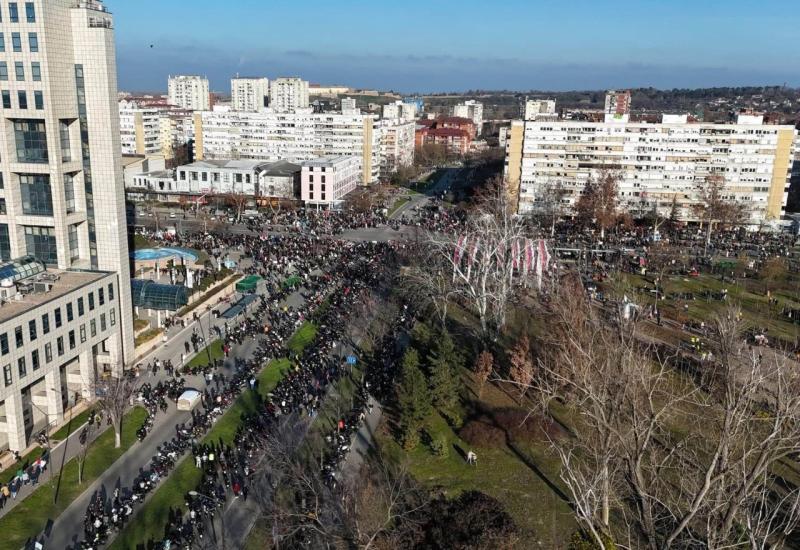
{"left": 431, "top": 435, "right": 449, "bottom": 457}
{"left": 402, "top": 429, "right": 420, "bottom": 451}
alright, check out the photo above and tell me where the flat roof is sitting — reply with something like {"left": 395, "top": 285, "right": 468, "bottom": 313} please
{"left": 302, "top": 156, "right": 357, "bottom": 167}
{"left": 259, "top": 160, "right": 301, "bottom": 177}
{"left": 0, "top": 270, "right": 110, "bottom": 325}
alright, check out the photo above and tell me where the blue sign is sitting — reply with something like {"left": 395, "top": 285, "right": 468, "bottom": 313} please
{"left": 346, "top": 355, "right": 357, "bottom": 365}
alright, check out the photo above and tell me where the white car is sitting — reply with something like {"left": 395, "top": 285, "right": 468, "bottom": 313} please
{"left": 169, "top": 212, "right": 177, "bottom": 219}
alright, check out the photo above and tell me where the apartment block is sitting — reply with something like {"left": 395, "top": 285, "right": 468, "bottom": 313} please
{"left": 503, "top": 114, "right": 799, "bottom": 225}
{"left": 231, "top": 77, "right": 269, "bottom": 112}
{"left": 0, "top": 0, "right": 134, "bottom": 451}
{"left": 453, "top": 100, "right": 484, "bottom": 135}
{"left": 378, "top": 119, "right": 415, "bottom": 174}
{"left": 269, "top": 77, "right": 309, "bottom": 113}
{"left": 168, "top": 75, "right": 210, "bottom": 111}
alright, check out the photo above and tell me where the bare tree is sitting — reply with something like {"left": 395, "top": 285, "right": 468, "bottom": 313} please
{"left": 401, "top": 250, "right": 458, "bottom": 329}
{"left": 575, "top": 170, "right": 620, "bottom": 240}
{"left": 76, "top": 412, "right": 101, "bottom": 484}
{"left": 536, "top": 180, "right": 568, "bottom": 237}
{"left": 95, "top": 374, "right": 138, "bottom": 448}
{"left": 693, "top": 175, "right": 746, "bottom": 255}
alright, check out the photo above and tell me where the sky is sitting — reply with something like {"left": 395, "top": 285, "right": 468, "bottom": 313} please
{"left": 108, "top": 0, "right": 800, "bottom": 94}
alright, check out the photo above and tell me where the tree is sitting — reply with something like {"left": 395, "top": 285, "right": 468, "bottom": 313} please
{"left": 95, "top": 374, "right": 138, "bottom": 448}
{"left": 508, "top": 336, "right": 533, "bottom": 401}
{"left": 760, "top": 256, "right": 787, "bottom": 296}
{"left": 395, "top": 348, "right": 431, "bottom": 448}
{"left": 575, "top": 171, "right": 619, "bottom": 239}
{"left": 692, "top": 175, "right": 746, "bottom": 254}
{"left": 221, "top": 192, "right": 249, "bottom": 223}
{"left": 473, "top": 350, "right": 494, "bottom": 398}
{"left": 536, "top": 180, "right": 569, "bottom": 237}
{"left": 401, "top": 251, "right": 458, "bottom": 329}
{"left": 427, "top": 329, "right": 461, "bottom": 419}
{"left": 76, "top": 412, "right": 101, "bottom": 484}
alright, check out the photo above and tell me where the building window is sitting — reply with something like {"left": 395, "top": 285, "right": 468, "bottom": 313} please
{"left": 17, "top": 90, "right": 27, "bottom": 109}
{"left": 108, "top": 283, "right": 114, "bottom": 301}
{"left": 110, "top": 308, "right": 116, "bottom": 326}
{"left": 54, "top": 307, "right": 61, "bottom": 328}
{"left": 79, "top": 324, "right": 86, "bottom": 343}
{"left": 98, "top": 288, "right": 104, "bottom": 305}
{"left": 28, "top": 319, "right": 35, "bottom": 341}
{"left": 68, "top": 330, "right": 75, "bottom": 349}
{"left": 27, "top": 32, "right": 36, "bottom": 52}
{"left": 64, "top": 174, "right": 76, "bottom": 212}
{"left": 56, "top": 336, "right": 63, "bottom": 356}
{"left": 2, "top": 91, "right": 10, "bottom": 109}
{"left": 77, "top": 297, "right": 84, "bottom": 316}
{"left": 24, "top": 226, "right": 57, "bottom": 263}
{"left": 14, "top": 120, "right": 48, "bottom": 163}
{"left": 33, "top": 91, "right": 42, "bottom": 110}
{"left": 89, "top": 319, "right": 96, "bottom": 337}
{"left": 100, "top": 313, "right": 106, "bottom": 332}
{"left": 3, "top": 364, "right": 11, "bottom": 387}
{"left": 0, "top": 33, "right": 5, "bottom": 52}
{"left": 68, "top": 224, "right": 79, "bottom": 261}
{"left": 0, "top": 199, "right": 6, "bottom": 215}
{"left": 66, "top": 302, "right": 73, "bottom": 321}
{"left": 0, "top": 334, "right": 8, "bottom": 355}
{"left": 20, "top": 174, "right": 53, "bottom": 216}
{"left": 31, "top": 349, "right": 39, "bottom": 370}
{"left": 14, "top": 325, "right": 22, "bottom": 347}
{"left": 14, "top": 61, "right": 24, "bottom": 81}
{"left": 11, "top": 32, "right": 20, "bottom": 52}
{"left": 31, "top": 61, "right": 40, "bottom": 81}
{"left": 88, "top": 292, "right": 94, "bottom": 310}
{"left": 41, "top": 313, "right": 49, "bottom": 334}
{"left": 44, "top": 342, "right": 51, "bottom": 363}
{"left": 60, "top": 122, "right": 71, "bottom": 161}
{"left": 24, "top": 2, "right": 33, "bottom": 22}
{"left": 0, "top": 62, "right": 7, "bottom": 81}
{"left": 9, "top": 3, "right": 18, "bottom": 23}
{"left": 17, "top": 357, "right": 25, "bottom": 378}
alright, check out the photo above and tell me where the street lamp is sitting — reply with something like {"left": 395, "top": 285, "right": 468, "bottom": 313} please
{"left": 188, "top": 490, "right": 226, "bottom": 550}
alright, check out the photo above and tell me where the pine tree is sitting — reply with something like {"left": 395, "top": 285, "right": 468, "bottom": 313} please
{"left": 428, "top": 329, "right": 462, "bottom": 420}
{"left": 396, "top": 348, "right": 431, "bottom": 448}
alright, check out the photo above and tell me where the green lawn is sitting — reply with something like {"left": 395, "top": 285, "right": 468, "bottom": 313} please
{"left": 0, "top": 407, "right": 147, "bottom": 549}
{"left": 134, "top": 328, "right": 163, "bottom": 347}
{"left": 51, "top": 408, "right": 94, "bottom": 442}
{"left": 287, "top": 322, "right": 317, "bottom": 355}
{"left": 185, "top": 339, "right": 224, "bottom": 370}
{"left": 388, "top": 196, "right": 411, "bottom": 216}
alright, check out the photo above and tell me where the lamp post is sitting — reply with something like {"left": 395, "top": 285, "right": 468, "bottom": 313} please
{"left": 188, "top": 490, "right": 225, "bottom": 550}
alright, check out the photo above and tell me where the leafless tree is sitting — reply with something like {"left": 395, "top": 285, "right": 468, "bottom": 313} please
{"left": 693, "top": 175, "right": 746, "bottom": 255}
{"left": 536, "top": 180, "right": 569, "bottom": 237}
{"left": 401, "top": 250, "right": 458, "bottom": 329}
{"left": 222, "top": 192, "right": 249, "bottom": 223}
{"left": 575, "top": 170, "right": 620, "bottom": 240}
{"left": 94, "top": 374, "right": 138, "bottom": 448}
{"left": 76, "top": 413, "right": 101, "bottom": 484}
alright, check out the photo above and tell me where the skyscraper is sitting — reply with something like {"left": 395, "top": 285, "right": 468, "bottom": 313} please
{"left": 269, "top": 77, "right": 309, "bottom": 113}
{"left": 0, "top": 0, "right": 134, "bottom": 451}
{"left": 231, "top": 77, "right": 269, "bottom": 112}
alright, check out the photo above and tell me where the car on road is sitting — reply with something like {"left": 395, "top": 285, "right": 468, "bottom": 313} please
{"left": 169, "top": 212, "right": 176, "bottom": 219}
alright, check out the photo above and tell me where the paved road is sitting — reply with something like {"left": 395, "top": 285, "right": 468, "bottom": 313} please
{"left": 37, "top": 286, "right": 295, "bottom": 549}
{"left": 341, "top": 396, "right": 382, "bottom": 481}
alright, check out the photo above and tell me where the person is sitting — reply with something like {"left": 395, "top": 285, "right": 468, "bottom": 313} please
{"left": 466, "top": 450, "right": 477, "bottom": 466}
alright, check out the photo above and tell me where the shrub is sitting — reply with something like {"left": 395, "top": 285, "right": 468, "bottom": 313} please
{"left": 431, "top": 435, "right": 448, "bottom": 457}
{"left": 402, "top": 429, "right": 420, "bottom": 451}
{"left": 459, "top": 420, "right": 505, "bottom": 448}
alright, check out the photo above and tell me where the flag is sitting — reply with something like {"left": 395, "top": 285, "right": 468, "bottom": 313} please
{"left": 536, "top": 239, "right": 550, "bottom": 289}
{"left": 524, "top": 240, "right": 534, "bottom": 276}
{"left": 511, "top": 240, "right": 519, "bottom": 270}
{"left": 453, "top": 235, "right": 466, "bottom": 266}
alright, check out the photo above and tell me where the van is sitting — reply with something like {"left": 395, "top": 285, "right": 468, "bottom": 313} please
{"left": 177, "top": 389, "right": 201, "bottom": 411}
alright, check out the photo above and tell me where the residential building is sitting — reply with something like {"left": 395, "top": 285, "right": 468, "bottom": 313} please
{"left": 453, "top": 100, "right": 484, "bottom": 135}
{"left": 604, "top": 89, "right": 631, "bottom": 122}
{"left": 0, "top": 0, "right": 134, "bottom": 451}
{"left": 122, "top": 155, "right": 166, "bottom": 189}
{"left": 383, "top": 100, "right": 418, "bottom": 121}
{"left": 194, "top": 107, "right": 388, "bottom": 184}
{"left": 402, "top": 96, "right": 424, "bottom": 114}
{"left": 269, "top": 77, "right": 309, "bottom": 113}
{"left": 415, "top": 116, "right": 476, "bottom": 154}
{"left": 523, "top": 99, "right": 557, "bottom": 121}
{"left": 340, "top": 97, "right": 358, "bottom": 115}
{"left": 377, "top": 119, "right": 415, "bottom": 174}
{"left": 301, "top": 157, "right": 360, "bottom": 206}
{"left": 231, "top": 77, "right": 269, "bottom": 112}
{"left": 503, "top": 114, "right": 799, "bottom": 225}
{"left": 309, "top": 85, "right": 351, "bottom": 97}
{"left": 168, "top": 75, "right": 210, "bottom": 111}
{"left": 119, "top": 100, "right": 162, "bottom": 156}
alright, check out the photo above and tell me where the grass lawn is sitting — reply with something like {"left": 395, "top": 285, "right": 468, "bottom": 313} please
{"left": 0, "top": 407, "right": 147, "bottom": 549}
{"left": 185, "top": 339, "right": 224, "bottom": 370}
{"left": 134, "top": 328, "right": 163, "bottom": 347}
{"left": 287, "top": 322, "right": 317, "bottom": 355}
{"left": 388, "top": 196, "right": 411, "bottom": 216}
{"left": 51, "top": 408, "right": 94, "bottom": 442}
{"left": 133, "top": 319, "right": 150, "bottom": 332}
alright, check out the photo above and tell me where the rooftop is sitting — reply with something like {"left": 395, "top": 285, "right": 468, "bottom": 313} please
{"left": 259, "top": 160, "right": 301, "bottom": 177}
{"left": 302, "top": 156, "right": 358, "bottom": 167}
{"left": 0, "top": 265, "right": 109, "bottom": 325}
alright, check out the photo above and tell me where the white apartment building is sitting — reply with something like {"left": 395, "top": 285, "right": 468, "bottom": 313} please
{"left": 503, "top": 114, "right": 798, "bottom": 225}
{"left": 195, "top": 107, "right": 387, "bottom": 185}
{"left": 524, "top": 99, "right": 557, "bottom": 121}
{"left": 382, "top": 100, "right": 418, "bottom": 121}
{"left": 453, "top": 100, "right": 484, "bottom": 135}
{"left": 301, "top": 156, "right": 360, "bottom": 206}
{"left": 231, "top": 77, "right": 269, "bottom": 112}
{"left": 168, "top": 75, "right": 210, "bottom": 111}
{"left": 0, "top": 0, "right": 134, "bottom": 451}
{"left": 269, "top": 77, "right": 309, "bottom": 113}
{"left": 340, "top": 97, "right": 358, "bottom": 115}
{"left": 119, "top": 99, "right": 162, "bottom": 155}
{"left": 377, "top": 119, "right": 415, "bottom": 174}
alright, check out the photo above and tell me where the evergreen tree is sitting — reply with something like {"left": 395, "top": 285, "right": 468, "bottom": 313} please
{"left": 427, "top": 329, "right": 462, "bottom": 413}
{"left": 395, "top": 348, "right": 431, "bottom": 448}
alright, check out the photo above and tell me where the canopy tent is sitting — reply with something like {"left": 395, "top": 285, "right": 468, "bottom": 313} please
{"left": 235, "top": 275, "right": 262, "bottom": 293}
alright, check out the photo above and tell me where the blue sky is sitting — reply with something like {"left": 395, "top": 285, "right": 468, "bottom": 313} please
{"left": 108, "top": 0, "right": 800, "bottom": 93}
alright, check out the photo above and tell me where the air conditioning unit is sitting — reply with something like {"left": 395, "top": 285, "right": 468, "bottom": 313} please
{"left": 0, "top": 279, "right": 16, "bottom": 300}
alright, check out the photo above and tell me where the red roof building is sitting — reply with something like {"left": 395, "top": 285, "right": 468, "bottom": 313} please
{"left": 414, "top": 116, "right": 475, "bottom": 154}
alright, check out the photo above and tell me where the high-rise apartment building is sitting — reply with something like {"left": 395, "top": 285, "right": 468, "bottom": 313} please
{"left": 231, "top": 77, "right": 269, "bottom": 112}
{"left": 453, "top": 100, "right": 484, "bottom": 135}
{"left": 503, "top": 114, "right": 798, "bottom": 225}
{"left": 604, "top": 90, "right": 631, "bottom": 122}
{"left": 168, "top": 75, "right": 210, "bottom": 111}
{"left": 0, "top": 0, "right": 134, "bottom": 451}
{"left": 268, "top": 77, "right": 309, "bottom": 113}
{"left": 382, "top": 100, "right": 418, "bottom": 122}
{"left": 194, "top": 107, "right": 407, "bottom": 184}
{"left": 523, "top": 99, "right": 557, "bottom": 121}
{"left": 119, "top": 99, "right": 162, "bottom": 156}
